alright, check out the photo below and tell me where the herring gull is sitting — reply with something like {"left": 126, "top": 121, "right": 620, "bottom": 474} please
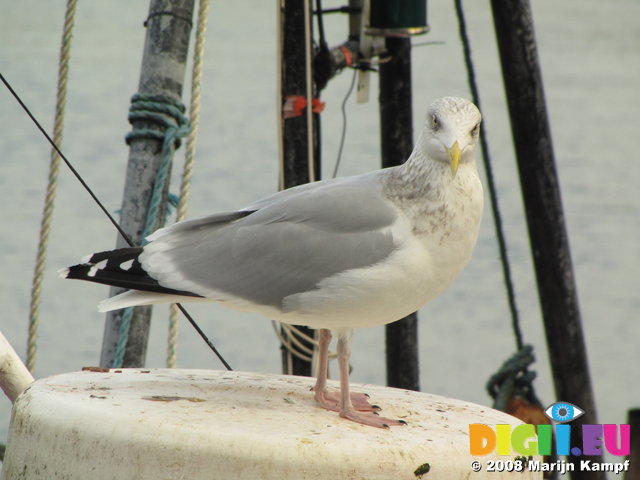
{"left": 63, "top": 96, "right": 484, "bottom": 428}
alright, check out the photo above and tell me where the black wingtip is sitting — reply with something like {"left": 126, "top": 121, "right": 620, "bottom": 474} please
{"left": 63, "top": 247, "right": 202, "bottom": 298}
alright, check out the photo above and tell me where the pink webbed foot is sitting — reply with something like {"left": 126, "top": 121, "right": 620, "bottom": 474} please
{"left": 311, "top": 328, "right": 407, "bottom": 428}
{"left": 313, "top": 388, "right": 380, "bottom": 413}
{"left": 339, "top": 407, "right": 407, "bottom": 429}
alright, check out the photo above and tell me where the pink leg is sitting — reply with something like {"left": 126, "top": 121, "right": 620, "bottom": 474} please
{"left": 313, "top": 329, "right": 380, "bottom": 412}
{"left": 336, "top": 329, "right": 406, "bottom": 429}
{"left": 313, "top": 329, "right": 335, "bottom": 409}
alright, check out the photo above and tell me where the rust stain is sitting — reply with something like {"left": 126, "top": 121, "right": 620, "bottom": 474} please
{"left": 82, "top": 366, "right": 110, "bottom": 373}
{"left": 142, "top": 395, "right": 206, "bottom": 403}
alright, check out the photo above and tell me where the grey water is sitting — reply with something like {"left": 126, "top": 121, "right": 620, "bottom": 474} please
{"left": 1, "top": 0, "right": 638, "bottom": 448}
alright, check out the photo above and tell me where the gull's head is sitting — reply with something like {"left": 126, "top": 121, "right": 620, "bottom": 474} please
{"left": 419, "top": 97, "right": 481, "bottom": 177}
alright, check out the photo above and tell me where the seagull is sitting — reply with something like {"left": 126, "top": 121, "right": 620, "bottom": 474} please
{"left": 63, "top": 96, "right": 484, "bottom": 428}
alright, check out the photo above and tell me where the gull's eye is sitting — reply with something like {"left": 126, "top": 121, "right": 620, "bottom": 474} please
{"left": 544, "top": 402, "right": 585, "bottom": 423}
{"left": 470, "top": 123, "right": 480, "bottom": 137}
{"left": 430, "top": 114, "right": 440, "bottom": 131}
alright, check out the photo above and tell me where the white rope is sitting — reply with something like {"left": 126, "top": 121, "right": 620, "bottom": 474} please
{"left": 274, "top": 0, "right": 321, "bottom": 373}
{"left": 271, "top": 322, "right": 312, "bottom": 363}
{"left": 27, "top": 0, "right": 78, "bottom": 372}
{"left": 303, "top": 0, "right": 316, "bottom": 182}
{"left": 167, "top": 0, "right": 211, "bottom": 368}
{"left": 271, "top": 321, "right": 337, "bottom": 364}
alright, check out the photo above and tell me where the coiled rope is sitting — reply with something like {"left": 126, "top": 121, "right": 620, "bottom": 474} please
{"left": 112, "top": 94, "right": 191, "bottom": 368}
{"left": 27, "top": 0, "right": 78, "bottom": 372}
{"left": 486, "top": 345, "right": 542, "bottom": 411}
{"left": 166, "top": 0, "right": 211, "bottom": 368}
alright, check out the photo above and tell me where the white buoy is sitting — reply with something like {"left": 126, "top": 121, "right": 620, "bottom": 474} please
{"left": 2, "top": 369, "right": 541, "bottom": 479}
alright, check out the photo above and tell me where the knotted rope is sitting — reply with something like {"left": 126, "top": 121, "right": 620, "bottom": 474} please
{"left": 486, "top": 344, "right": 542, "bottom": 411}
{"left": 112, "top": 93, "right": 191, "bottom": 368}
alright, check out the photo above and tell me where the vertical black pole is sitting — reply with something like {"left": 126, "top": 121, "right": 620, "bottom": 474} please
{"left": 626, "top": 409, "right": 640, "bottom": 480}
{"left": 379, "top": 37, "right": 420, "bottom": 391}
{"left": 100, "top": 0, "right": 195, "bottom": 368}
{"left": 490, "top": 1, "right": 602, "bottom": 478}
{"left": 279, "top": 0, "right": 317, "bottom": 377}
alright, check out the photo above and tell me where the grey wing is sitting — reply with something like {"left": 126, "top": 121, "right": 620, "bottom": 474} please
{"left": 140, "top": 173, "right": 400, "bottom": 309}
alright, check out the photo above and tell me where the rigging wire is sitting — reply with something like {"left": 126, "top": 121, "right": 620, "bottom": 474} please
{"left": 0, "top": 71, "right": 232, "bottom": 372}
{"left": 453, "top": 0, "right": 544, "bottom": 412}
{"left": 0, "top": 73, "right": 132, "bottom": 247}
{"left": 453, "top": 0, "right": 524, "bottom": 350}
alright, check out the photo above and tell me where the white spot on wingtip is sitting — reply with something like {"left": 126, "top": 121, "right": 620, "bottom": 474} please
{"left": 120, "top": 259, "right": 134, "bottom": 270}
{"left": 58, "top": 267, "right": 70, "bottom": 279}
{"left": 86, "top": 259, "right": 108, "bottom": 277}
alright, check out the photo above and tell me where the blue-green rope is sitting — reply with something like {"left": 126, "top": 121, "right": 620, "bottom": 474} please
{"left": 112, "top": 94, "right": 191, "bottom": 368}
{"left": 486, "top": 345, "right": 542, "bottom": 411}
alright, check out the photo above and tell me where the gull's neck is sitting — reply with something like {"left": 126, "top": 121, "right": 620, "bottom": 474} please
{"left": 383, "top": 146, "right": 448, "bottom": 202}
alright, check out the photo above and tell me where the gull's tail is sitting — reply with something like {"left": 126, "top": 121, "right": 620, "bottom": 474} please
{"left": 60, "top": 248, "right": 203, "bottom": 311}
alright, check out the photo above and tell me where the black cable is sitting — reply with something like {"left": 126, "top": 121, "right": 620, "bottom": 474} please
{"left": 453, "top": 1, "right": 524, "bottom": 350}
{"left": 332, "top": 68, "right": 357, "bottom": 178}
{"left": 315, "top": 0, "right": 327, "bottom": 45}
{"left": 313, "top": 0, "right": 334, "bottom": 92}
{"left": 313, "top": 6, "right": 360, "bottom": 15}
{"left": 1, "top": 72, "right": 134, "bottom": 248}
{"left": 176, "top": 304, "right": 232, "bottom": 371}
{"left": 0, "top": 71, "right": 232, "bottom": 371}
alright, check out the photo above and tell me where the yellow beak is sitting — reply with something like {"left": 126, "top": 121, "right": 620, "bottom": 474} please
{"left": 445, "top": 141, "right": 461, "bottom": 177}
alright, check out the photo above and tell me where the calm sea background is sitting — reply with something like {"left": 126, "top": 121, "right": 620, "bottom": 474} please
{"left": 1, "top": 0, "right": 638, "bottom": 446}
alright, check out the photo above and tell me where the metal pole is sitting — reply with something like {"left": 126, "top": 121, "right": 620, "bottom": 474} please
{"left": 278, "top": 0, "right": 318, "bottom": 377}
{"left": 379, "top": 36, "right": 420, "bottom": 391}
{"left": 626, "top": 409, "right": 640, "bottom": 480}
{"left": 100, "top": 0, "right": 195, "bottom": 368}
{"left": 490, "top": 1, "right": 602, "bottom": 477}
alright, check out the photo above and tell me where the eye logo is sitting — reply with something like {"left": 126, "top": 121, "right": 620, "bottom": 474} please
{"left": 544, "top": 402, "right": 584, "bottom": 423}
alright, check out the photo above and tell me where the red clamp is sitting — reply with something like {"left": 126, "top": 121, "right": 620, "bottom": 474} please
{"left": 339, "top": 45, "right": 353, "bottom": 67}
{"left": 283, "top": 95, "right": 325, "bottom": 119}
